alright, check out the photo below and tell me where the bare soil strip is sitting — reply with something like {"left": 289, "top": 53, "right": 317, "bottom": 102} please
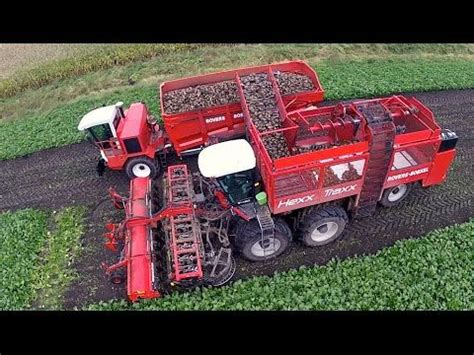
{"left": 0, "top": 89, "right": 472, "bottom": 308}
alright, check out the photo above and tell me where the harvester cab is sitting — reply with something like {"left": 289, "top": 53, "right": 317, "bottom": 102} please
{"left": 78, "top": 102, "right": 165, "bottom": 179}
{"left": 197, "top": 139, "right": 283, "bottom": 261}
{"left": 198, "top": 139, "right": 257, "bottom": 206}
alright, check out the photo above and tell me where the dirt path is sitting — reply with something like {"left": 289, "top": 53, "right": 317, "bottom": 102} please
{"left": 1, "top": 89, "right": 472, "bottom": 308}
{"left": 0, "top": 143, "right": 129, "bottom": 212}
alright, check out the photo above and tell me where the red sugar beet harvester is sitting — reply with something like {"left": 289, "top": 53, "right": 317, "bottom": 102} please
{"left": 78, "top": 60, "right": 458, "bottom": 301}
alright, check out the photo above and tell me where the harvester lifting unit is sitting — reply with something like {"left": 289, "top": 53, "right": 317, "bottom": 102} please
{"left": 78, "top": 60, "right": 458, "bottom": 302}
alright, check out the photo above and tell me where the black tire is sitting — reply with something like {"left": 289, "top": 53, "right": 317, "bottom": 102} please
{"left": 299, "top": 206, "right": 348, "bottom": 247}
{"left": 110, "top": 269, "right": 126, "bottom": 285}
{"left": 379, "top": 183, "right": 412, "bottom": 207}
{"left": 234, "top": 217, "right": 292, "bottom": 262}
{"left": 125, "top": 156, "right": 158, "bottom": 179}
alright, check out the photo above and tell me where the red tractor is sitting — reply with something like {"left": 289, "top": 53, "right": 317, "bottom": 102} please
{"left": 78, "top": 100, "right": 165, "bottom": 178}
{"left": 78, "top": 61, "right": 458, "bottom": 301}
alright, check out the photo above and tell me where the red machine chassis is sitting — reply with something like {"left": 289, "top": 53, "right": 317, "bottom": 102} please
{"left": 231, "top": 67, "right": 454, "bottom": 214}
{"left": 104, "top": 166, "right": 203, "bottom": 302}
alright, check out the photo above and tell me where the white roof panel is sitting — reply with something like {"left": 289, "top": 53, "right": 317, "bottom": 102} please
{"left": 198, "top": 139, "right": 256, "bottom": 178}
{"left": 78, "top": 105, "right": 118, "bottom": 131}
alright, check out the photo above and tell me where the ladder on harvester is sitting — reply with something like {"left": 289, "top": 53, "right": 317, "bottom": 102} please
{"left": 353, "top": 103, "right": 396, "bottom": 218}
{"left": 256, "top": 204, "right": 276, "bottom": 258}
{"left": 167, "top": 165, "right": 203, "bottom": 281}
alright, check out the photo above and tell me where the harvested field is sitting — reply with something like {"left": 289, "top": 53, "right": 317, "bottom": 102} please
{"left": 0, "top": 143, "right": 128, "bottom": 212}
{"left": 0, "top": 44, "right": 89, "bottom": 79}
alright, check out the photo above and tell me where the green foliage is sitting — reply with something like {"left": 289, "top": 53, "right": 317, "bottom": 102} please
{"left": 0, "top": 209, "right": 48, "bottom": 310}
{"left": 1, "top": 57, "right": 473, "bottom": 161}
{"left": 0, "top": 44, "right": 200, "bottom": 99}
{"left": 316, "top": 58, "right": 474, "bottom": 99}
{"left": 34, "top": 207, "right": 87, "bottom": 309}
{"left": 89, "top": 220, "right": 474, "bottom": 311}
{"left": 0, "top": 207, "right": 86, "bottom": 310}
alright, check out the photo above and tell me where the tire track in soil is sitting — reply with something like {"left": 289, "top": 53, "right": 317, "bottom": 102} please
{"left": 0, "top": 89, "right": 472, "bottom": 308}
{"left": 0, "top": 143, "right": 130, "bottom": 212}
{"left": 0, "top": 143, "right": 130, "bottom": 308}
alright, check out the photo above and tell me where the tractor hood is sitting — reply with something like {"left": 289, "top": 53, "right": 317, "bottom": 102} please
{"left": 78, "top": 104, "right": 118, "bottom": 131}
{"left": 198, "top": 139, "right": 256, "bottom": 178}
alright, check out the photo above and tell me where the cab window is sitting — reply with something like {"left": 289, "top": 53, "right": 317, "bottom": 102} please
{"left": 217, "top": 169, "right": 255, "bottom": 205}
{"left": 88, "top": 124, "right": 113, "bottom": 142}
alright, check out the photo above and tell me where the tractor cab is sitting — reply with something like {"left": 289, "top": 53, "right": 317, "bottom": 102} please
{"left": 78, "top": 102, "right": 124, "bottom": 153}
{"left": 198, "top": 139, "right": 257, "bottom": 206}
{"left": 78, "top": 101, "right": 164, "bottom": 178}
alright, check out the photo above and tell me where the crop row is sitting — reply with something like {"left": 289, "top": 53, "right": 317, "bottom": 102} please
{"left": 0, "top": 44, "right": 200, "bottom": 99}
{"left": 0, "top": 207, "right": 86, "bottom": 310}
{"left": 316, "top": 58, "right": 474, "bottom": 98}
{"left": 89, "top": 220, "right": 474, "bottom": 311}
{"left": 0, "top": 57, "right": 473, "bottom": 161}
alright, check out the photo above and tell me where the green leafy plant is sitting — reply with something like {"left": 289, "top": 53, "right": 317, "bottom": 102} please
{"left": 0, "top": 207, "right": 86, "bottom": 310}
{"left": 34, "top": 207, "right": 87, "bottom": 309}
{"left": 0, "top": 209, "right": 48, "bottom": 310}
{"left": 89, "top": 220, "right": 474, "bottom": 311}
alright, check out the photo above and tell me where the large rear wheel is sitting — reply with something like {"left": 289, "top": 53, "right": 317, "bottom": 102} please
{"left": 380, "top": 183, "right": 412, "bottom": 207}
{"left": 234, "top": 218, "right": 292, "bottom": 262}
{"left": 299, "top": 206, "right": 348, "bottom": 247}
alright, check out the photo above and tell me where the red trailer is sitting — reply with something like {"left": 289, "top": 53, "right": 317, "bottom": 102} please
{"left": 160, "top": 60, "right": 324, "bottom": 155}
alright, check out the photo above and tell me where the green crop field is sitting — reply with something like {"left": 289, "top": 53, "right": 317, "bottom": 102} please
{"left": 89, "top": 220, "right": 474, "bottom": 311}
{"left": 0, "top": 207, "right": 86, "bottom": 310}
{"left": 1, "top": 56, "right": 473, "bottom": 160}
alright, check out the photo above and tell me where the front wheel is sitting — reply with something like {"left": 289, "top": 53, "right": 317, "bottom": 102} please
{"left": 379, "top": 183, "right": 412, "bottom": 207}
{"left": 125, "top": 157, "right": 158, "bottom": 179}
{"left": 109, "top": 269, "right": 126, "bottom": 284}
{"left": 234, "top": 218, "right": 292, "bottom": 262}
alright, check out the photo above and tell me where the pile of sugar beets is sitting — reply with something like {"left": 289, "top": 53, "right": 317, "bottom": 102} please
{"left": 240, "top": 73, "right": 290, "bottom": 160}
{"left": 162, "top": 71, "right": 315, "bottom": 160}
